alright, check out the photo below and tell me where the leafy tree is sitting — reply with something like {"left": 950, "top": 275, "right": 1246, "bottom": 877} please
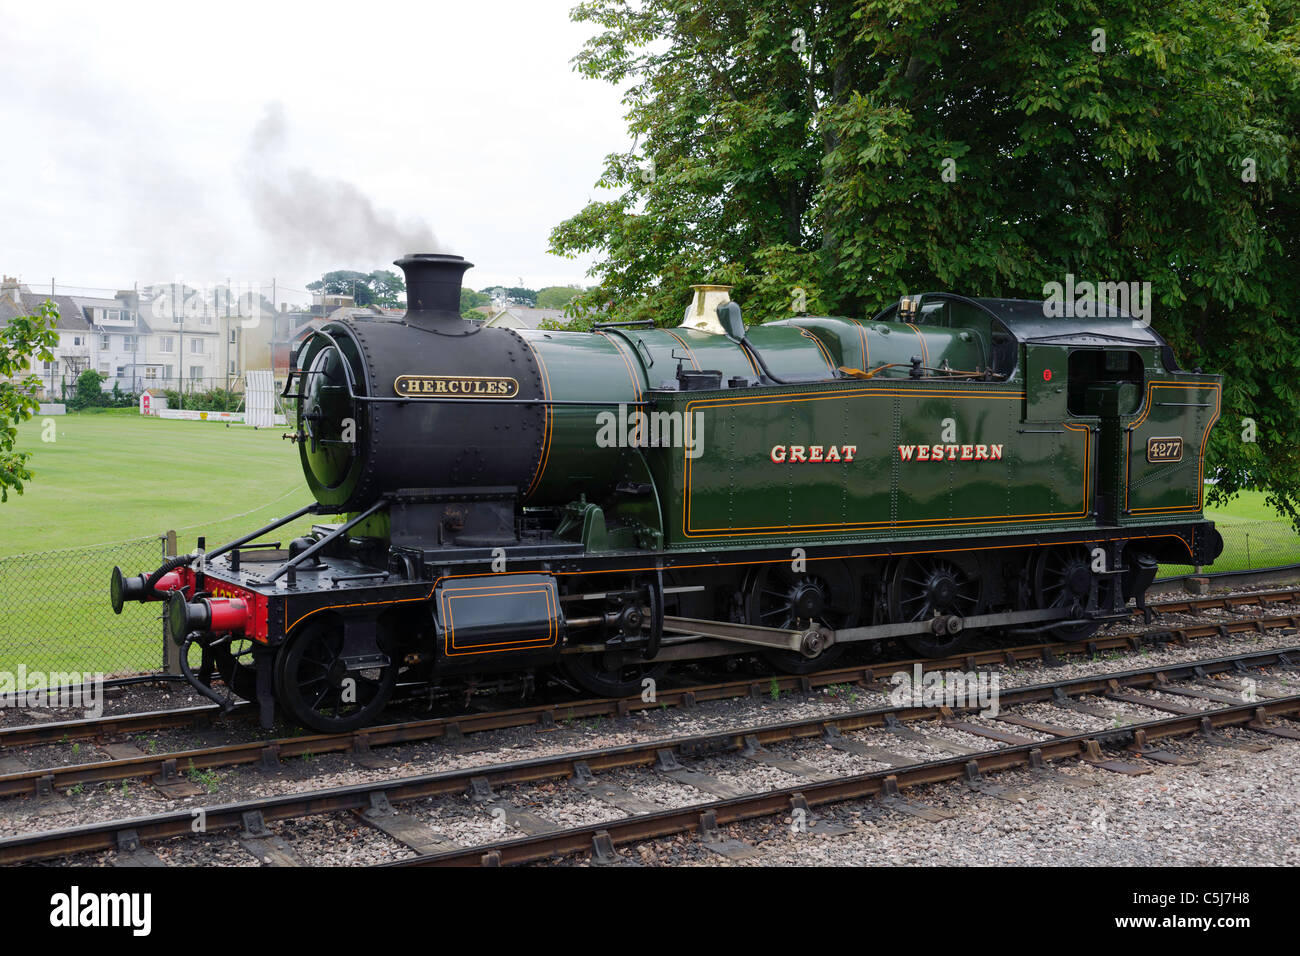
{"left": 0, "top": 300, "right": 59, "bottom": 501}
{"left": 308, "top": 269, "right": 407, "bottom": 308}
{"left": 367, "top": 269, "right": 406, "bottom": 307}
{"left": 552, "top": 0, "right": 1300, "bottom": 527}
{"left": 308, "top": 270, "right": 372, "bottom": 305}
{"left": 536, "top": 286, "right": 584, "bottom": 309}
{"left": 460, "top": 288, "right": 492, "bottom": 312}
{"left": 161, "top": 386, "right": 238, "bottom": 412}
{"left": 109, "top": 382, "right": 136, "bottom": 408}
{"left": 70, "top": 369, "right": 107, "bottom": 410}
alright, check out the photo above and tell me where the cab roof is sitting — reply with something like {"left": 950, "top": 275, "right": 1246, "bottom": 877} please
{"left": 873, "top": 294, "right": 1168, "bottom": 349}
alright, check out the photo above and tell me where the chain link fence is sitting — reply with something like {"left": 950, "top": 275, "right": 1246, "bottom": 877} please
{"left": 0, "top": 536, "right": 168, "bottom": 684}
{"left": 1160, "top": 519, "right": 1300, "bottom": 578}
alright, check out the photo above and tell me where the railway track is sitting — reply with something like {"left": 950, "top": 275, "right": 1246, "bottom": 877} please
{"left": 2, "top": 592, "right": 1297, "bottom": 801}
{"left": 408, "top": 686, "right": 1300, "bottom": 867}
{"left": 2, "top": 643, "right": 1297, "bottom": 867}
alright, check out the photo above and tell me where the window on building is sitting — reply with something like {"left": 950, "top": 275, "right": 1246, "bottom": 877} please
{"left": 116, "top": 366, "right": 126, "bottom": 377}
{"left": 98, "top": 363, "right": 110, "bottom": 375}
{"left": 160, "top": 336, "right": 174, "bottom": 353}
{"left": 101, "top": 334, "right": 111, "bottom": 350}
{"left": 229, "top": 329, "right": 237, "bottom": 343}
{"left": 228, "top": 360, "right": 236, "bottom": 375}
{"left": 190, "top": 338, "right": 204, "bottom": 354}
{"left": 123, "top": 335, "right": 138, "bottom": 351}
{"left": 145, "top": 367, "right": 157, "bottom": 380}
{"left": 189, "top": 366, "right": 203, "bottom": 381}
{"left": 73, "top": 335, "right": 84, "bottom": 347}
{"left": 163, "top": 365, "right": 172, "bottom": 380}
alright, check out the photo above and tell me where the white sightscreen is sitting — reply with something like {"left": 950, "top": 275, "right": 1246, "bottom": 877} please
{"left": 245, "top": 369, "right": 277, "bottom": 428}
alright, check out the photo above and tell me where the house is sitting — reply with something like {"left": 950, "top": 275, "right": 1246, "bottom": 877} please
{"left": 0, "top": 276, "right": 98, "bottom": 397}
{"left": 71, "top": 291, "right": 151, "bottom": 393}
{"left": 1, "top": 269, "right": 367, "bottom": 398}
{"left": 216, "top": 293, "right": 279, "bottom": 386}
{"left": 273, "top": 311, "right": 326, "bottom": 373}
{"left": 132, "top": 284, "right": 223, "bottom": 392}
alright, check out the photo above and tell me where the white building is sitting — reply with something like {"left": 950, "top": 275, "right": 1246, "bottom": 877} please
{"left": 0, "top": 278, "right": 99, "bottom": 396}
{"left": 71, "top": 293, "right": 151, "bottom": 392}
{"left": 0, "top": 276, "right": 273, "bottom": 397}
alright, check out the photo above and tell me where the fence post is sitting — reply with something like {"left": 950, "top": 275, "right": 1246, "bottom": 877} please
{"left": 162, "top": 530, "right": 182, "bottom": 676}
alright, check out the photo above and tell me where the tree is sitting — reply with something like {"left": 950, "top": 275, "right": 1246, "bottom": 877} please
{"left": 460, "top": 288, "right": 492, "bottom": 312}
{"left": 367, "top": 269, "right": 406, "bottom": 307}
{"left": 536, "top": 286, "right": 584, "bottom": 309}
{"left": 308, "top": 270, "right": 371, "bottom": 305}
{"left": 552, "top": 0, "right": 1300, "bottom": 527}
{"left": 0, "top": 300, "right": 60, "bottom": 502}
{"left": 70, "top": 369, "right": 107, "bottom": 410}
{"left": 307, "top": 269, "right": 407, "bottom": 308}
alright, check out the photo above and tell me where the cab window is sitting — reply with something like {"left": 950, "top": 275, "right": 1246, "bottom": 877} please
{"left": 1067, "top": 349, "right": 1144, "bottom": 416}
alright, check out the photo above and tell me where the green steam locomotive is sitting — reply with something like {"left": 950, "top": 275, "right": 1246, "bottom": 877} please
{"left": 111, "top": 253, "right": 1222, "bottom": 731}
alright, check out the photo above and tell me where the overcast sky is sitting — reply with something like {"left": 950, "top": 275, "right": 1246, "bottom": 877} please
{"left": 0, "top": 0, "right": 631, "bottom": 303}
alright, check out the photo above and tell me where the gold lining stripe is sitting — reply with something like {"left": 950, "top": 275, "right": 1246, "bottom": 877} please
{"left": 682, "top": 387, "right": 1086, "bottom": 536}
{"left": 662, "top": 329, "right": 701, "bottom": 370}
{"left": 518, "top": 336, "right": 552, "bottom": 499}
{"left": 1124, "top": 381, "right": 1221, "bottom": 515}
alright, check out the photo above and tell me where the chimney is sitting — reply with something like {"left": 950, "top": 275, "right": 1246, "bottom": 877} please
{"left": 395, "top": 253, "right": 475, "bottom": 335}
{"left": 1, "top": 275, "right": 21, "bottom": 306}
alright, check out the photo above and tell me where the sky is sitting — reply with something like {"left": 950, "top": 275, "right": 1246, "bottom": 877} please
{"left": 0, "top": 0, "right": 632, "bottom": 305}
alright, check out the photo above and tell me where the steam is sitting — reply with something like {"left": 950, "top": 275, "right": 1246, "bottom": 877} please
{"left": 239, "top": 103, "right": 442, "bottom": 261}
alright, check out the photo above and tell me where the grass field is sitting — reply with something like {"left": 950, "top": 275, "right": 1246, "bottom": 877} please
{"left": 0, "top": 409, "right": 1295, "bottom": 679}
{"left": 0, "top": 407, "right": 315, "bottom": 555}
{"left": 0, "top": 408, "right": 319, "bottom": 678}
{"left": 1195, "top": 489, "right": 1300, "bottom": 574}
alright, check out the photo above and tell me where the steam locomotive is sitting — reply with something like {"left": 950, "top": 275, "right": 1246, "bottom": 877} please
{"left": 110, "top": 253, "right": 1223, "bottom": 731}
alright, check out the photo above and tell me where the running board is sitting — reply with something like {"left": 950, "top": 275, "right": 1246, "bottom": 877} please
{"left": 662, "top": 607, "right": 1076, "bottom": 657}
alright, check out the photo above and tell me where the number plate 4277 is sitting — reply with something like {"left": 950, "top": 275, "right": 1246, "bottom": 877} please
{"left": 1146, "top": 437, "right": 1183, "bottom": 463}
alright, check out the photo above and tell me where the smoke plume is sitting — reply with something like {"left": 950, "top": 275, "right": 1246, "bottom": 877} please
{"left": 239, "top": 103, "right": 441, "bottom": 261}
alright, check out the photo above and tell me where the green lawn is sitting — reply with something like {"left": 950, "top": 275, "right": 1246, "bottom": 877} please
{"left": 0, "top": 408, "right": 314, "bottom": 555}
{"left": 1205, "top": 488, "right": 1292, "bottom": 523}
{"left": 1195, "top": 489, "right": 1300, "bottom": 574}
{"left": 0, "top": 408, "right": 319, "bottom": 679}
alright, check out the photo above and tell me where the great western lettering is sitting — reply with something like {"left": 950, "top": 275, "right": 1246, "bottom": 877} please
{"left": 897, "top": 444, "right": 1004, "bottom": 461}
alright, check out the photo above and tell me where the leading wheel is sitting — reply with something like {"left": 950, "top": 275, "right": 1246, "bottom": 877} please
{"left": 211, "top": 636, "right": 258, "bottom": 701}
{"left": 275, "top": 615, "right": 397, "bottom": 731}
{"left": 1032, "top": 545, "right": 1108, "bottom": 642}
{"left": 888, "top": 555, "right": 983, "bottom": 657}
{"left": 167, "top": 603, "right": 258, "bottom": 702}
{"left": 743, "top": 560, "right": 859, "bottom": 674}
